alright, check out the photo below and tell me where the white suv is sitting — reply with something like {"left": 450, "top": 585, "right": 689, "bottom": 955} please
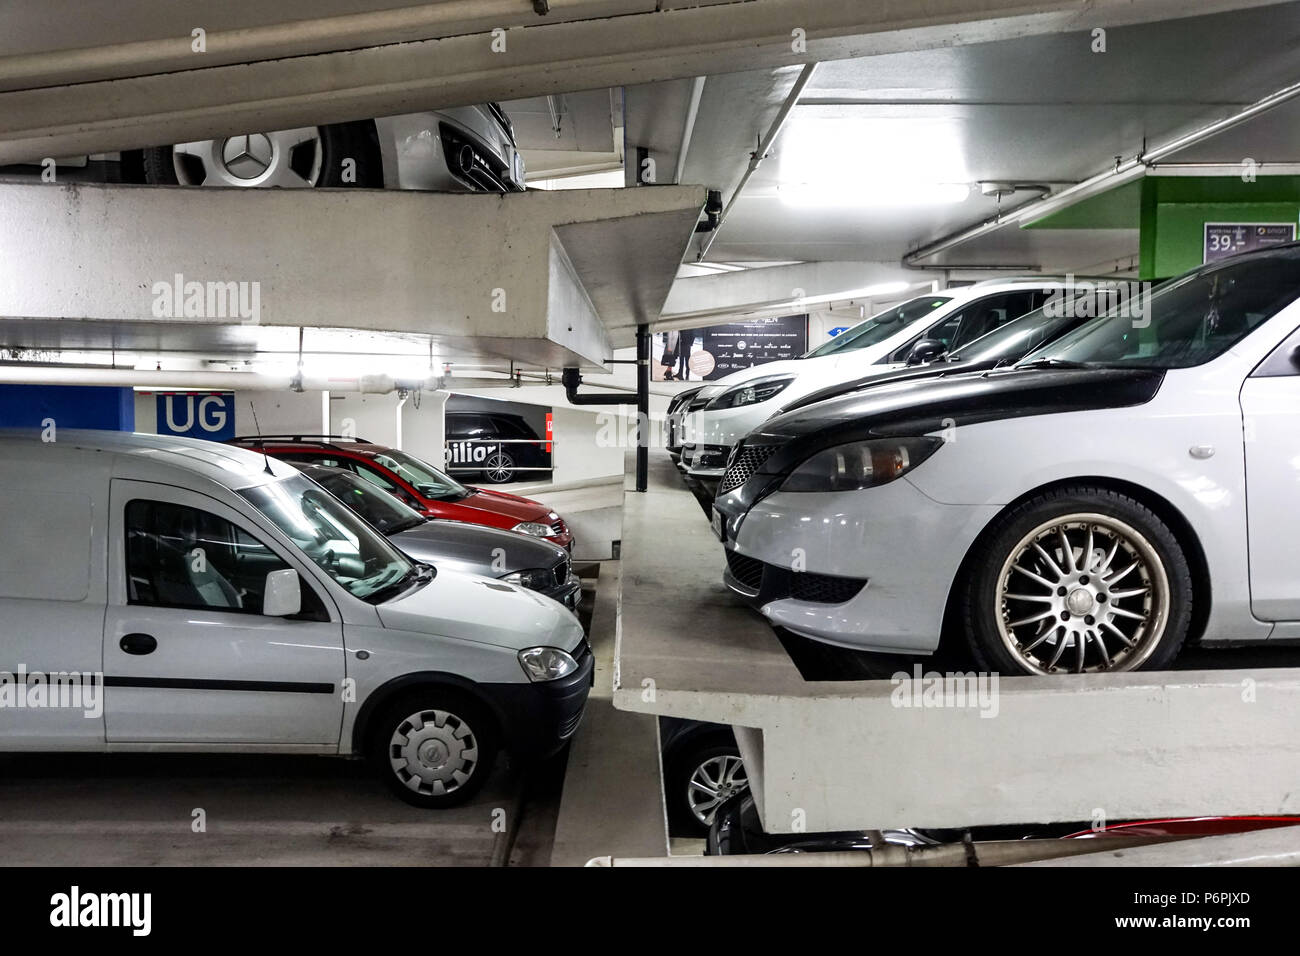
{"left": 680, "top": 279, "right": 1066, "bottom": 482}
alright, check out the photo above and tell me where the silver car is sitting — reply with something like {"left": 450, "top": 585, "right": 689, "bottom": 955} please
{"left": 296, "top": 464, "right": 580, "bottom": 611}
{"left": 142, "top": 105, "right": 524, "bottom": 192}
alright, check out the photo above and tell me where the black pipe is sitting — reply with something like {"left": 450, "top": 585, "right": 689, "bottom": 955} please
{"left": 636, "top": 323, "right": 650, "bottom": 492}
{"left": 561, "top": 367, "right": 639, "bottom": 406}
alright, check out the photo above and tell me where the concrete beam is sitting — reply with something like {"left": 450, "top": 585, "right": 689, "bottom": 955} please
{"left": 0, "top": 0, "right": 1286, "bottom": 163}
{"left": 658, "top": 260, "right": 938, "bottom": 329}
{"left": 0, "top": 182, "right": 703, "bottom": 366}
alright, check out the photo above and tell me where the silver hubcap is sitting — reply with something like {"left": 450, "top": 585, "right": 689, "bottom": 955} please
{"left": 388, "top": 708, "right": 479, "bottom": 797}
{"left": 995, "top": 513, "right": 1170, "bottom": 674}
{"left": 171, "top": 127, "right": 323, "bottom": 187}
{"left": 687, "top": 754, "right": 748, "bottom": 826}
{"left": 485, "top": 453, "right": 512, "bottom": 482}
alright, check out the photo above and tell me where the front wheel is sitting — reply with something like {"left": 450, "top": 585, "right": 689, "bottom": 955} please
{"left": 482, "top": 451, "right": 515, "bottom": 484}
{"left": 664, "top": 732, "right": 748, "bottom": 836}
{"left": 962, "top": 486, "right": 1193, "bottom": 675}
{"left": 370, "top": 690, "right": 497, "bottom": 808}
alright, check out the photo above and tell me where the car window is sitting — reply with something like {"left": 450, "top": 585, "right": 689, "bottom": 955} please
{"left": 887, "top": 290, "right": 1050, "bottom": 362}
{"left": 493, "top": 417, "right": 535, "bottom": 439}
{"left": 126, "top": 499, "right": 289, "bottom": 614}
{"left": 1027, "top": 253, "right": 1300, "bottom": 369}
{"left": 804, "top": 296, "right": 953, "bottom": 358}
{"left": 449, "top": 414, "right": 495, "bottom": 438}
{"left": 240, "top": 474, "right": 417, "bottom": 604}
{"left": 278, "top": 452, "right": 347, "bottom": 468}
{"left": 370, "top": 450, "right": 470, "bottom": 500}
{"left": 317, "top": 472, "right": 425, "bottom": 534}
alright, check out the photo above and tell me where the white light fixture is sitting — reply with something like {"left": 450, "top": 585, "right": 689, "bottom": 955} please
{"left": 779, "top": 182, "right": 970, "bottom": 207}
{"left": 778, "top": 117, "right": 971, "bottom": 208}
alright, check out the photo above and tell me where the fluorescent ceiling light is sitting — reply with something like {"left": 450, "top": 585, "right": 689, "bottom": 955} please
{"left": 779, "top": 116, "right": 971, "bottom": 207}
{"left": 779, "top": 182, "right": 970, "bottom": 207}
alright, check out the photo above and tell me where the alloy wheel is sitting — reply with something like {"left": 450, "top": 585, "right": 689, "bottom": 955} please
{"left": 484, "top": 452, "right": 514, "bottom": 483}
{"left": 171, "top": 128, "right": 324, "bottom": 187}
{"left": 994, "top": 512, "right": 1170, "bottom": 674}
{"left": 387, "top": 708, "right": 480, "bottom": 797}
{"left": 687, "top": 754, "right": 748, "bottom": 827}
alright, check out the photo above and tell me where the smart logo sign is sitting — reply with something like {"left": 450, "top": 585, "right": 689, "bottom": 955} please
{"left": 155, "top": 392, "right": 235, "bottom": 440}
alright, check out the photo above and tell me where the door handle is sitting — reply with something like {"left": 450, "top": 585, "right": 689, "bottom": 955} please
{"left": 119, "top": 633, "right": 157, "bottom": 656}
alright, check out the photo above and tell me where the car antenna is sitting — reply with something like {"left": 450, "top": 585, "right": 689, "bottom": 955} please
{"left": 249, "top": 401, "right": 274, "bottom": 475}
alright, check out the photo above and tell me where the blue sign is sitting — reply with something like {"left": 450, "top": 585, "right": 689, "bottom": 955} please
{"left": 156, "top": 392, "right": 235, "bottom": 440}
{"left": 828, "top": 326, "right": 850, "bottom": 337}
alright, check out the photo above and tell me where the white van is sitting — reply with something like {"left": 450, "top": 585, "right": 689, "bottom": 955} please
{"left": 0, "top": 430, "right": 591, "bottom": 808}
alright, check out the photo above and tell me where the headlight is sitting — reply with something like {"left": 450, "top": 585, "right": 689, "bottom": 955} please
{"left": 512, "top": 521, "right": 553, "bottom": 537}
{"left": 518, "top": 646, "right": 578, "bottom": 682}
{"left": 705, "top": 376, "right": 795, "bottom": 410}
{"left": 781, "top": 437, "right": 943, "bottom": 493}
{"left": 502, "top": 568, "right": 552, "bottom": 591}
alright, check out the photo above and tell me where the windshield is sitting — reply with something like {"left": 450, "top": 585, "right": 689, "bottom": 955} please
{"left": 371, "top": 449, "right": 470, "bottom": 500}
{"left": 1021, "top": 252, "right": 1300, "bottom": 369}
{"left": 803, "top": 296, "right": 953, "bottom": 358}
{"left": 240, "top": 474, "right": 417, "bottom": 603}
{"left": 315, "top": 470, "right": 426, "bottom": 535}
{"left": 950, "top": 301, "right": 1078, "bottom": 365}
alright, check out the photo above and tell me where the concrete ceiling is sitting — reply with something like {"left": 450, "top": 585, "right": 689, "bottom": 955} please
{"left": 659, "top": 3, "right": 1300, "bottom": 272}
{"left": 0, "top": 0, "right": 1284, "bottom": 164}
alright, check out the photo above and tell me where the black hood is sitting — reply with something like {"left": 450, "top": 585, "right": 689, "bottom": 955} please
{"left": 716, "top": 366, "right": 1165, "bottom": 508}
{"left": 777, "top": 357, "right": 996, "bottom": 415}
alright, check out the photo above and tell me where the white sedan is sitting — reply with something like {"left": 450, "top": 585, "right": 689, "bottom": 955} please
{"left": 680, "top": 279, "right": 1062, "bottom": 481}
{"left": 713, "top": 244, "right": 1300, "bottom": 675}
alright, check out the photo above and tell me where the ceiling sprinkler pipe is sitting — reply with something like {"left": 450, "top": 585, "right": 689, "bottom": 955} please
{"left": 0, "top": 364, "right": 438, "bottom": 394}
{"left": 902, "top": 74, "right": 1300, "bottom": 269}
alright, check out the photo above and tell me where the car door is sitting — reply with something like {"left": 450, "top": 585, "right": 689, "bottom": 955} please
{"left": 103, "top": 479, "right": 346, "bottom": 746}
{"left": 1240, "top": 323, "right": 1300, "bottom": 621}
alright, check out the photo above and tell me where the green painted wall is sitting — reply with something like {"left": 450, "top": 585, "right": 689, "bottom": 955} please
{"left": 1139, "top": 176, "right": 1300, "bottom": 280}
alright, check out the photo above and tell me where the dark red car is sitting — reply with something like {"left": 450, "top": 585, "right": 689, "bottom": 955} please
{"left": 228, "top": 435, "right": 574, "bottom": 550}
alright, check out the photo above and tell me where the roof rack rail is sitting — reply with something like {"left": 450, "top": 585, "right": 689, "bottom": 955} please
{"left": 229, "top": 434, "right": 371, "bottom": 445}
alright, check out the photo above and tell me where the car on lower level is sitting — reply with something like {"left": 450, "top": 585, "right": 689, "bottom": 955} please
{"left": 294, "top": 464, "right": 580, "bottom": 611}
{"left": 0, "top": 431, "right": 590, "bottom": 809}
{"left": 228, "top": 435, "right": 574, "bottom": 550}
{"left": 660, "top": 718, "right": 747, "bottom": 836}
{"left": 713, "top": 244, "right": 1300, "bottom": 675}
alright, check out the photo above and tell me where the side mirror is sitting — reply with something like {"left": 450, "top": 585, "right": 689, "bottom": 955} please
{"left": 906, "top": 339, "right": 948, "bottom": 366}
{"left": 262, "top": 568, "right": 302, "bottom": 617}
{"left": 1291, "top": 344, "right": 1300, "bottom": 370}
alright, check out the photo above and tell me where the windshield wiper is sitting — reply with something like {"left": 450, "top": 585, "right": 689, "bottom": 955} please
{"left": 1014, "top": 358, "right": 1094, "bottom": 370}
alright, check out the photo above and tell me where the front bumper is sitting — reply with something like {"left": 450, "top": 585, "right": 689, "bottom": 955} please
{"left": 681, "top": 442, "right": 729, "bottom": 478}
{"left": 483, "top": 641, "right": 594, "bottom": 760}
{"left": 715, "top": 478, "right": 998, "bottom": 655}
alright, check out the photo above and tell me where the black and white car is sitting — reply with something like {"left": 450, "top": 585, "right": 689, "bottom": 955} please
{"left": 714, "top": 244, "right": 1300, "bottom": 675}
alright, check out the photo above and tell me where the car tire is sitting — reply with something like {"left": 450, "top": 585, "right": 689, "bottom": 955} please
{"left": 369, "top": 689, "right": 497, "bottom": 809}
{"left": 482, "top": 451, "right": 515, "bottom": 484}
{"left": 962, "top": 485, "right": 1193, "bottom": 675}
{"left": 142, "top": 121, "right": 382, "bottom": 188}
{"left": 664, "top": 730, "right": 748, "bottom": 836}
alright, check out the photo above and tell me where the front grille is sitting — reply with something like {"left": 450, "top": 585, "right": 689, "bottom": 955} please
{"left": 718, "top": 444, "right": 779, "bottom": 494}
{"left": 551, "top": 557, "right": 571, "bottom": 588}
{"left": 725, "top": 550, "right": 764, "bottom": 591}
{"left": 791, "top": 571, "right": 868, "bottom": 604}
{"left": 549, "top": 518, "right": 568, "bottom": 537}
